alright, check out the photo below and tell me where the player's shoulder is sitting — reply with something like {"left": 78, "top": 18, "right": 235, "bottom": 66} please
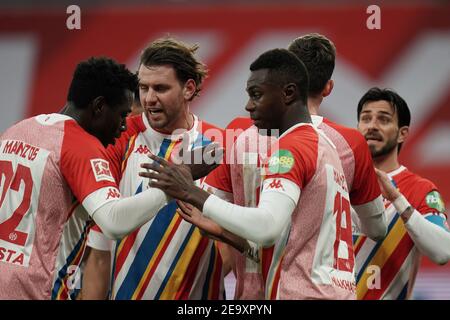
{"left": 395, "top": 167, "right": 439, "bottom": 203}
{"left": 278, "top": 124, "right": 319, "bottom": 159}
{"left": 282, "top": 123, "right": 318, "bottom": 143}
{"left": 198, "top": 118, "right": 224, "bottom": 132}
{"left": 126, "top": 114, "right": 146, "bottom": 135}
{"left": 396, "top": 167, "right": 437, "bottom": 192}
{"left": 396, "top": 167, "right": 445, "bottom": 213}
{"left": 322, "top": 118, "right": 367, "bottom": 148}
{"left": 225, "top": 117, "right": 253, "bottom": 131}
{"left": 62, "top": 120, "right": 107, "bottom": 159}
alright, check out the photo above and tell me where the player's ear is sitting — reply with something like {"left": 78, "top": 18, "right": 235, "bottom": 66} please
{"left": 91, "top": 96, "right": 106, "bottom": 117}
{"left": 284, "top": 83, "right": 296, "bottom": 104}
{"left": 322, "top": 80, "right": 334, "bottom": 98}
{"left": 183, "top": 79, "right": 196, "bottom": 101}
{"left": 398, "top": 126, "right": 409, "bottom": 144}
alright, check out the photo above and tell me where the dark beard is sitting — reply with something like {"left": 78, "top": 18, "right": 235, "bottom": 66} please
{"left": 369, "top": 135, "right": 398, "bottom": 158}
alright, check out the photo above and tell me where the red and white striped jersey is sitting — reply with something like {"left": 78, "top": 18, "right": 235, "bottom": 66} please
{"left": 88, "top": 113, "right": 226, "bottom": 300}
{"left": 354, "top": 165, "right": 446, "bottom": 300}
{"left": 261, "top": 123, "right": 355, "bottom": 299}
{"left": 205, "top": 117, "right": 276, "bottom": 300}
{"left": 0, "top": 113, "right": 120, "bottom": 300}
{"left": 205, "top": 116, "right": 381, "bottom": 299}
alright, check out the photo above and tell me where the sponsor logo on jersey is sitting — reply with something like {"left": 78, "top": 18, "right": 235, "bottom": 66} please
{"left": 90, "top": 158, "right": 115, "bottom": 182}
{"left": 425, "top": 191, "right": 445, "bottom": 212}
{"left": 267, "top": 149, "right": 294, "bottom": 174}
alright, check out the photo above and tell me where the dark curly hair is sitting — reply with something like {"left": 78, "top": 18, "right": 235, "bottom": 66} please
{"left": 67, "top": 57, "right": 138, "bottom": 109}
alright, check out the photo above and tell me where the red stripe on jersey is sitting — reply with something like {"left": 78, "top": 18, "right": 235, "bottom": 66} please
{"left": 362, "top": 234, "right": 414, "bottom": 300}
{"left": 135, "top": 215, "right": 183, "bottom": 300}
{"left": 270, "top": 262, "right": 282, "bottom": 300}
{"left": 114, "top": 229, "right": 139, "bottom": 278}
{"left": 175, "top": 235, "right": 210, "bottom": 299}
{"left": 120, "top": 134, "right": 138, "bottom": 177}
{"left": 261, "top": 246, "right": 274, "bottom": 283}
{"left": 354, "top": 236, "right": 367, "bottom": 256}
{"left": 210, "top": 248, "right": 223, "bottom": 299}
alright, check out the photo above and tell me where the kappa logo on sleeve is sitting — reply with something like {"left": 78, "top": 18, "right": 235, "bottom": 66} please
{"left": 90, "top": 158, "right": 115, "bottom": 183}
{"left": 425, "top": 191, "right": 446, "bottom": 212}
{"left": 106, "top": 187, "right": 120, "bottom": 200}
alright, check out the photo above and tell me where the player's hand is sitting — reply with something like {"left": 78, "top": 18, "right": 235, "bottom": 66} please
{"left": 178, "top": 143, "right": 224, "bottom": 180}
{"left": 375, "top": 168, "right": 401, "bottom": 202}
{"left": 139, "top": 153, "right": 195, "bottom": 201}
{"left": 177, "top": 200, "right": 224, "bottom": 239}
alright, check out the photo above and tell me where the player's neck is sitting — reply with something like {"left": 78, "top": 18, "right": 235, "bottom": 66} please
{"left": 280, "top": 103, "right": 312, "bottom": 135}
{"left": 373, "top": 150, "right": 401, "bottom": 173}
{"left": 60, "top": 102, "right": 84, "bottom": 126}
{"left": 307, "top": 96, "right": 322, "bottom": 116}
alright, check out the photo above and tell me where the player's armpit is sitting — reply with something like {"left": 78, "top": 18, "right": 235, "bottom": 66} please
{"left": 80, "top": 248, "right": 111, "bottom": 300}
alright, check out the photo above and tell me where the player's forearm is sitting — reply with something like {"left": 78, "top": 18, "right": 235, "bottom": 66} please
{"left": 392, "top": 195, "right": 450, "bottom": 265}
{"left": 92, "top": 188, "right": 170, "bottom": 239}
{"left": 353, "top": 195, "right": 387, "bottom": 241}
{"left": 202, "top": 192, "right": 295, "bottom": 247}
{"left": 185, "top": 186, "right": 212, "bottom": 211}
{"left": 215, "top": 228, "right": 259, "bottom": 262}
{"left": 81, "top": 249, "right": 111, "bottom": 300}
{"left": 404, "top": 210, "right": 450, "bottom": 265}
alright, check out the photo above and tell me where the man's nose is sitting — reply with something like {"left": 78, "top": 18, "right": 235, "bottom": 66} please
{"left": 144, "top": 89, "right": 157, "bottom": 105}
{"left": 245, "top": 99, "right": 255, "bottom": 113}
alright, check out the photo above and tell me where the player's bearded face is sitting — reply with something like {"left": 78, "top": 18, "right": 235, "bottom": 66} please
{"left": 367, "top": 130, "right": 399, "bottom": 158}
{"left": 139, "top": 65, "right": 188, "bottom": 133}
{"left": 358, "top": 100, "right": 400, "bottom": 159}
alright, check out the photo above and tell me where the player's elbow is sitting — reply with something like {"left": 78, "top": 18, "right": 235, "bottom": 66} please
{"left": 428, "top": 252, "right": 450, "bottom": 266}
{"left": 253, "top": 224, "right": 282, "bottom": 247}
{"left": 102, "top": 228, "right": 126, "bottom": 240}
{"left": 361, "top": 213, "right": 388, "bottom": 242}
{"left": 366, "top": 224, "right": 387, "bottom": 242}
{"left": 94, "top": 223, "right": 126, "bottom": 240}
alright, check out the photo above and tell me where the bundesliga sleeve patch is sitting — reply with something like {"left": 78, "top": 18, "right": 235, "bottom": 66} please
{"left": 268, "top": 149, "right": 294, "bottom": 174}
{"left": 90, "top": 158, "right": 115, "bottom": 183}
{"left": 425, "top": 191, "right": 445, "bottom": 212}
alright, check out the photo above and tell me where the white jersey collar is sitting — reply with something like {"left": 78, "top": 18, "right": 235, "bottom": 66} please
{"left": 387, "top": 165, "right": 407, "bottom": 178}
{"left": 311, "top": 115, "right": 324, "bottom": 127}
{"left": 35, "top": 113, "right": 74, "bottom": 126}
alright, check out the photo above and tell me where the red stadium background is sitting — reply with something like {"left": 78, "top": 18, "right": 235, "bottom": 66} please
{"left": 0, "top": 2, "right": 449, "bottom": 299}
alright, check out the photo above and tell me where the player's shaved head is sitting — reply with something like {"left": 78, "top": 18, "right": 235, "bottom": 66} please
{"left": 249, "top": 48, "right": 309, "bottom": 105}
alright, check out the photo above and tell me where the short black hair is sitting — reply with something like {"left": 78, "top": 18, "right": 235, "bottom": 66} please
{"left": 249, "top": 48, "right": 309, "bottom": 105}
{"left": 67, "top": 57, "right": 138, "bottom": 109}
{"left": 357, "top": 87, "right": 411, "bottom": 152}
{"left": 288, "top": 33, "right": 336, "bottom": 97}
{"left": 140, "top": 37, "right": 207, "bottom": 101}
